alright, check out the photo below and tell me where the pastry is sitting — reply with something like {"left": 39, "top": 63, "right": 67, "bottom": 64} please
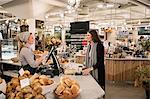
{"left": 64, "top": 78, "right": 72, "bottom": 87}
{"left": 71, "top": 84, "right": 80, "bottom": 94}
{"left": 55, "top": 85, "right": 65, "bottom": 95}
{"left": 16, "top": 86, "right": 21, "bottom": 92}
{"left": 16, "top": 92, "right": 23, "bottom": 98}
{"left": 32, "top": 79, "right": 39, "bottom": 84}
{"left": 24, "top": 70, "right": 30, "bottom": 76}
{"left": 24, "top": 93, "right": 34, "bottom": 99}
{"left": 47, "top": 79, "right": 54, "bottom": 85}
{"left": 34, "top": 94, "right": 45, "bottom": 99}
{"left": 39, "top": 75, "right": 48, "bottom": 79}
{"left": 63, "top": 88, "right": 72, "bottom": 96}
{"left": 39, "top": 78, "right": 46, "bottom": 85}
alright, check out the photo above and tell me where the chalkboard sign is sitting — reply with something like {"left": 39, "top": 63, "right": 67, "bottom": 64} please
{"left": 138, "top": 27, "right": 150, "bottom": 35}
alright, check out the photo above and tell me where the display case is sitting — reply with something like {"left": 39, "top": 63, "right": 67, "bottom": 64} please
{"left": 0, "top": 39, "right": 18, "bottom": 60}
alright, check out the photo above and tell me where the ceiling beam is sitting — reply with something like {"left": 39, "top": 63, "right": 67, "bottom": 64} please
{"left": 129, "top": 0, "right": 150, "bottom": 9}
{"left": 137, "top": 0, "right": 150, "bottom": 6}
{"left": 39, "top": 0, "right": 67, "bottom": 8}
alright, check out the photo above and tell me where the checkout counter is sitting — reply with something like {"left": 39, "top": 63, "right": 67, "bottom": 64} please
{"left": 105, "top": 58, "right": 150, "bottom": 82}
{"left": 0, "top": 47, "right": 105, "bottom": 99}
{"left": 74, "top": 53, "right": 150, "bottom": 82}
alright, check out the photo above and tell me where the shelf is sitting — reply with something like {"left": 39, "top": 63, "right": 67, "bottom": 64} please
{"left": 3, "top": 70, "right": 18, "bottom": 78}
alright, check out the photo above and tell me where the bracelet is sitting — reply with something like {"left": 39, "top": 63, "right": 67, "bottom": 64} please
{"left": 90, "top": 67, "right": 93, "bottom": 71}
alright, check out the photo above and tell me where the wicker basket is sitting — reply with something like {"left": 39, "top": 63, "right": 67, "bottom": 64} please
{"left": 54, "top": 89, "right": 80, "bottom": 99}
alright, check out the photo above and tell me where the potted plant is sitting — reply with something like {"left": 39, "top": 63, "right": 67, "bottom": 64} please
{"left": 134, "top": 66, "right": 150, "bottom": 99}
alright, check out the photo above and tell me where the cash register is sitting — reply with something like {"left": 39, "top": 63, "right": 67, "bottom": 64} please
{"left": 36, "top": 46, "right": 63, "bottom": 77}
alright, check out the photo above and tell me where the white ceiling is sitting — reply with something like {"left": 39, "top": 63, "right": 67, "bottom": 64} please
{"left": 0, "top": 0, "right": 150, "bottom": 26}
{"left": 0, "top": 0, "right": 13, "bottom": 5}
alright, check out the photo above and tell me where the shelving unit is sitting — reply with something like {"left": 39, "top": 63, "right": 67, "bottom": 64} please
{"left": 3, "top": 71, "right": 18, "bottom": 78}
{"left": 66, "top": 32, "right": 86, "bottom": 50}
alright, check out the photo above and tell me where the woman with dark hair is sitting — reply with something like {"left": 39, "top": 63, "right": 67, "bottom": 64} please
{"left": 82, "top": 30, "right": 105, "bottom": 90}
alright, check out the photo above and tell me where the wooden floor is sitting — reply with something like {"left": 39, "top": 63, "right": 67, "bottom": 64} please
{"left": 105, "top": 82, "right": 146, "bottom": 99}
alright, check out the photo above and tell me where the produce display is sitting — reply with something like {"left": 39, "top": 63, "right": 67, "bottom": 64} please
{"left": 6, "top": 70, "right": 54, "bottom": 99}
{"left": 54, "top": 77, "right": 80, "bottom": 99}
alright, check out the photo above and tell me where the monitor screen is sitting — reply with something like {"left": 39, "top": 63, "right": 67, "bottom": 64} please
{"left": 138, "top": 27, "right": 150, "bottom": 35}
{"left": 70, "top": 21, "right": 89, "bottom": 34}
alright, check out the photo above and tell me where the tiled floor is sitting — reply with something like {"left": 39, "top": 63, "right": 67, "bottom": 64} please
{"left": 105, "top": 82, "right": 146, "bottom": 99}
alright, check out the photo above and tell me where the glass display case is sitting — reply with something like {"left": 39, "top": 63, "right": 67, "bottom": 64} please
{"left": 0, "top": 39, "right": 18, "bottom": 60}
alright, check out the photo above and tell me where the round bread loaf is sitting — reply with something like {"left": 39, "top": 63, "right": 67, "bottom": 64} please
{"left": 55, "top": 85, "right": 65, "bottom": 95}
{"left": 39, "top": 75, "right": 48, "bottom": 79}
{"left": 64, "top": 79, "right": 72, "bottom": 87}
{"left": 71, "top": 84, "right": 80, "bottom": 94}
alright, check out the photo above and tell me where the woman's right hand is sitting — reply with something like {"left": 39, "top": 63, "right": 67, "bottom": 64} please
{"left": 82, "top": 68, "right": 91, "bottom": 75}
{"left": 41, "top": 51, "right": 48, "bottom": 59}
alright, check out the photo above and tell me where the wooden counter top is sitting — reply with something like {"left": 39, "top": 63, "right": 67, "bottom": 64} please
{"left": 105, "top": 58, "right": 150, "bottom": 61}
{"left": 45, "top": 75, "right": 105, "bottom": 99}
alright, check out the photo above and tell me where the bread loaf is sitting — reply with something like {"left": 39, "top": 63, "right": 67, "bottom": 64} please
{"left": 64, "top": 78, "right": 72, "bottom": 87}
{"left": 71, "top": 84, "right": 80, "bottom": 94}
{"left": 55, "top": 85, "right": 65, "bottom": 95}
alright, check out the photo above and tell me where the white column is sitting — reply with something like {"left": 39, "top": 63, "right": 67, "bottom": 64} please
{"left": 61, "top": 28, "right": 66, "bottom": 44}
{"left": 27, "top": 18, "right": 36, "bottom": 50}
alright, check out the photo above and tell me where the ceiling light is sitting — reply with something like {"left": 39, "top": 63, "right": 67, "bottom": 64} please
{"left": 67, "top": 5, "right": 73, "bottom": 10}
{"left": 106, "top": 3, "right": 114, "bottom": 8}
{"left": 145, "top": 27, "right": 148, "bottom": 30}
{"left": 97, "top": 3, "right": 115, "bottom": 9}
{"left": 68, "top": 10, "right": 72, "bottom": 14}
{"left": 15, "top": 18, "right": 18, "bottom": 23}
{"left": 45, "top": 15, "right": 49, "bottom": 19}
{"left": 124, "top": 22, "right": 127, "bottom": 25}
{"left": 138, "top": 20, "right": 141, "bottom": 25}
{"left": 60, "top": 14, "right": 64, "bottom": 18}
{"left": 97, "top": 4, "right": 103, "bottom": 8}
{"left": 5, "top": 20, "right": 9, "bottom": 24}
{"left": 68, "top": 0, "right": 76, "bottom": 6}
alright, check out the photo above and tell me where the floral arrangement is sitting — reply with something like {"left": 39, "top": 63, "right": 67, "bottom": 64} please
{"left": 134, "top": 66, "right": 150, "bottom": 87}
{"left": 45, "top": 37, "right": 61, "bottom": 50}
{"left": 139, "top": 39, "right": 150, "bottom": 51}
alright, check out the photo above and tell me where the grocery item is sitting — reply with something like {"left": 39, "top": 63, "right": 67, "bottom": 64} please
{"left": 54, "top": 76, "right": 80, "bottom": 99}
{"left": 6, "top": 70, "right": 54, "bottom": 99}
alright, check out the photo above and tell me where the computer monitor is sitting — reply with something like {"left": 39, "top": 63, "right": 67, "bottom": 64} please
{"left": 45, "top": 46, "right": 61, "bottom": 71}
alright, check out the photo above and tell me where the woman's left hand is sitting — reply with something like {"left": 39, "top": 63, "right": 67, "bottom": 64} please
{"left": 82, "top": 68, "right": 91, "bottom": 75}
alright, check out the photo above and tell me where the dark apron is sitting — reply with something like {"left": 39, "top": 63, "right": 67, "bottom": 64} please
{"left": 21, "top": 64, "right": 37, "bottom": 75}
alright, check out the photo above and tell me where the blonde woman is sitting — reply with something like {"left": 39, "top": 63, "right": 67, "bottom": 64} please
{"left": 18, "top": 32, "right": 46, "bottom": 74}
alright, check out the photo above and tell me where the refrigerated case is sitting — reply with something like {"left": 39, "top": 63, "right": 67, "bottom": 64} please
{"left": 0, "top": 39, "right": 18, "bottom": 60}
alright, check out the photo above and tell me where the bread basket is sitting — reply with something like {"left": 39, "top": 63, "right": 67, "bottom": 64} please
{"left": 54, "top": 76, "right": 80, "bottom": 99}
{"left": 54, "top": 88, "right": 80, "bottom": 99}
